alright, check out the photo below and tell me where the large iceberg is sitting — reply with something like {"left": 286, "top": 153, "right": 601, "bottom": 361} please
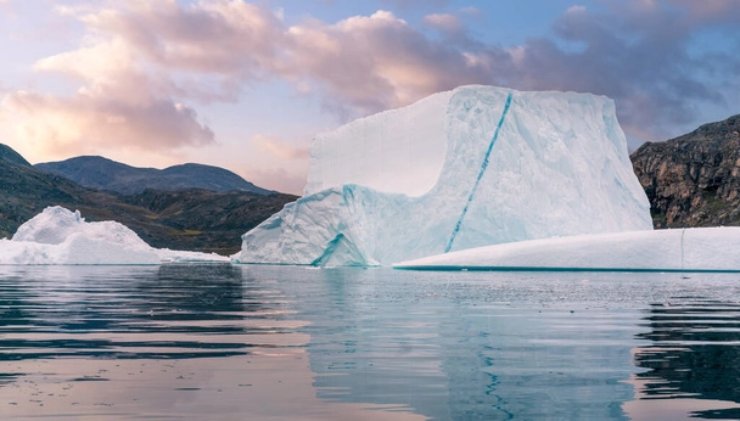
{"left": 394, "top": 228, "right": 740, "bottom": 272}
{"left": 237, "top": 86, "right": 652, "bottom": 266}
{"left": 0, "top": 206, "right": 227, "bottom": 265}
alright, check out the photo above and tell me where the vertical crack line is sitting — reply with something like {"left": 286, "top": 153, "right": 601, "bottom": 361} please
{"left": 680, "top": 228, "right": 686, "bottom": 271}
{"left": 445, "top": 93, "right": 513, "bottom": 253}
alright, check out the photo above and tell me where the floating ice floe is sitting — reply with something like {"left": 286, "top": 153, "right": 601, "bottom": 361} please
{"left": 394, "top": 228, "right": 740, "bottom": 272}
{"left": 0, "top": 206, "right": 227, "bottom": 265}
{"left": 237, "top": 85, "right": 652, "bottom": 266}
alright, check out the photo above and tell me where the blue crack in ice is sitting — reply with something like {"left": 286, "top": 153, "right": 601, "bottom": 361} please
{"left": 445, "top": 93, "right": 513, "bottom": 253}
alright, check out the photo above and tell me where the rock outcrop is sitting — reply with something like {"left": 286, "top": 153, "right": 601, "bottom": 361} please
{"left": 631, "top": 114, "right": 740, "bottom": 228}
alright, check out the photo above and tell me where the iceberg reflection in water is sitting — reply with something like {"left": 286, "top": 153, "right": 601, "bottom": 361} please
{"left": 0, "top": 265, "right": 738, "bottom": 419}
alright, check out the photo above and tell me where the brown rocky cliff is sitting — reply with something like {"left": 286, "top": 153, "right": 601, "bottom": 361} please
{"left": 630, "top": 114, "right": 740, "bottom": 228}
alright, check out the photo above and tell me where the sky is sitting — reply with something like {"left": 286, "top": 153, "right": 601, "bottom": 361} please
{"left": 0, "top": 0, "right": 738, "bottom": 194}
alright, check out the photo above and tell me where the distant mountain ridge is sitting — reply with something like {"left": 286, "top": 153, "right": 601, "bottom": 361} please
{"left": 631, "top": 113, "right": 740, "bottom": 228}
{"left": 1, "top": 145, "right": 296, "bottom": 254}
{"left": 36, "top": 155, "right": 272, "bottom": 195}
{"left": 0, "top": 144, "right": 31, "bottom": 167}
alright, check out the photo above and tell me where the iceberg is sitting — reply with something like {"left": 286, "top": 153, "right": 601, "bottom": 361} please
{"left": 237, "top": 86, "right": 652, "bottom": 266}
{"left": 0, "top": 206, "right": 227, "bottom": 265}
{"left": 394, "top": 228, "right": 740, "bottom": 272}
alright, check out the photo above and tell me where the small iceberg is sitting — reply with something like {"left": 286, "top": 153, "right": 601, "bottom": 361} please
{"left": 0, "top": 206, "right": 227, "bottom": 265}
{"left": 394, "top": 228, "right": 740, "bottom": 272}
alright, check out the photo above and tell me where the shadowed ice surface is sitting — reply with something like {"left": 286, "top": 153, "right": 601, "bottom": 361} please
{"left": 0, "top": 265, "right": 738, "bottom": 419}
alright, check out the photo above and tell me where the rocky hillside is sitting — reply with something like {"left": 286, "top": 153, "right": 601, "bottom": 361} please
{"left": 119, "top": 189, "right": 294, "bottom": 254}
{"left": 36, "top": 155, "right": 272, "bottom": 195}
{"left": 0, "top": 144, "right": 32, "bottom": 167}
{"left": 1, "top": 145, "right": 296, "bottom": 254}
{"left": 631, "top": 114, "right": 740, "bottom": 228}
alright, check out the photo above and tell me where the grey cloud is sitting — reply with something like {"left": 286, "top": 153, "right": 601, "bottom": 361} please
{"left": 504, "top": 1, "right": 739, "bottom": 143}
{"left": 423, "top": 13, "right": 462, "bottom": 34}
{"left": 4, "top": 0, "right": 737, "bottom": 156}
{"left": 278, "top": 1, "right": 738, "bottom": 142}
{"left": 378, "top": 0, "right": 450, "bottom": 11}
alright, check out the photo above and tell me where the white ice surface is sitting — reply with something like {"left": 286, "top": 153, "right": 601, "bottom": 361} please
{"left": 238, "top": 85, "right": 653, "bottom": 266}
{"left": 305, "top": 90, "right": 453, "bottom": 197}
{"left": 394, "top": 228, "right": 740, "bottom": 271}
{"left": 1, "top": 206, "right": 227, "bottom": 265}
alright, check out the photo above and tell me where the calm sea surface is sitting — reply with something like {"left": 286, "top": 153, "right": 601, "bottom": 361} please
{"left": 0, "top": 265, "right": 738, "bottom": 420}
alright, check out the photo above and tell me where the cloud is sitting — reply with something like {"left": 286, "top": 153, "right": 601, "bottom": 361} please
{"left": 280, "top": 10, "right": 498, "bottom": 115}
{"left": 1, "top": 5, "right": 216, "bottom": 158}
{"left": 2, "top": 89, "right": 213, "bottom": 156}
{"left": 0, "top": 0, "right": 280, "bottom": 159}
{"left": 378, "top": 0, "right": 450, "bottom": 11}
{"left": 77, "top": 1, "right": 281, "bottom": 77}
{"left": 19, "top": 2, "right": 497, "bottom": 119}
{"left": 459, "top": 6, "right": 480, "bottom": 17}
{"left": 423, "top": 13, "right": 462, "bottom": 33}
{"left": 244, "top": 167, "right": 307, "bottom": 195}
{"left": 252, "top": 133, "right": 310, "bottom": 160}
{"left": 2, "top": 0, "right": 738, "bottom": 166}
{"left": 644, "top": 0, "right": 740, "bottom": 25}
{"left": 505, "top": 1, "right": 740, "bottom": 142}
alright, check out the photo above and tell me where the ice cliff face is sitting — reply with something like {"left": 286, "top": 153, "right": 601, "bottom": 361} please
{"left": 237, "top": 85, "right": 652, "bottom": 266}
{"left": 1, "top": 206, "right": 227, "bottom": 265}
{"left": 304, "top": 90, "right": 453, "bottom": 197}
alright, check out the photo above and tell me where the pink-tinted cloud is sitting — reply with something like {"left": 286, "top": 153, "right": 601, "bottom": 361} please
{"left": 78, "top": 1, "right": 281, "bottom": 77}
{"left": 252, "top": 133, "right": 310, "bottom": 161}
{"left": 640, "top": 0, "right": 740, "bottom": 25}
{"left": 379, "top": 0, "right": 450, "bottom": 10}
{"left": 1, "top": 3, "right": 217, "bottom": 159}
{"left": 2, "top": 89, "right": 213, "bottom": 156}
{"left": 281, "top": 10, "right": 497, "bottom": 115}
{"left": 19, "top": 2, "right": 498, "bottom": 120}
{"left": 1, "top": 0, "right": 737, "bottom": 169}
{"left": 423, "top": 13, "right": 462, "bottom": 33}
{"left": 244, "top": 167, "right": 307, "bottom": 195}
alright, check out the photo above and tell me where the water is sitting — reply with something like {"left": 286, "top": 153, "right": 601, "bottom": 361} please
{"left": 0, "top": 265, "right": 738, "bottom": 420}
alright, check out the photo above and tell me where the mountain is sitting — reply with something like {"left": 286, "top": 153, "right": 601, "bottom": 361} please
{"left": 1, "top": 145, "right": 296, "bottom": 254}
{"left": 631, "top": 114, "right": 740, "bottom": 228}
{"left": 0, "top": 144, "right": 31, "bottom": 167}
{"left": 35, "top": 155, "right": 272, "bottom": 195}
{"left": 119, "top": 189, "right": 295, "bottom": 253}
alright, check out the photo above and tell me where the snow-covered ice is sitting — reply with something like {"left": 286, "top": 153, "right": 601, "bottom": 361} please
{"left": 0, "top": 206, "right": 227, "bottom": 265}
{"left": 394, "top": 228, "right": 740, "bottom": 271}
{"left": 237, "top": 85, "right": 652, "bottom": 266}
